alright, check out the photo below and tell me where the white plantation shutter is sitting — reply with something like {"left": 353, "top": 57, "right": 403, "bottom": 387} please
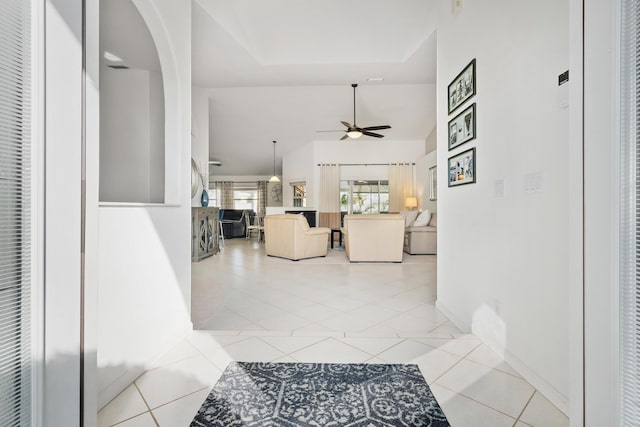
{"left": 621, "top": 0, "right": 640, "bottom": 424}
{"left": 0, "top": 0, "right": 33, "bottom": 425}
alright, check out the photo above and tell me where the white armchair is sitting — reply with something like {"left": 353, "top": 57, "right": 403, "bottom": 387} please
{"left": 342, "top": 214, "right": 405, "bottom": 262}
{"left": 264, "top": 214, "right": 330, "bottom": 261}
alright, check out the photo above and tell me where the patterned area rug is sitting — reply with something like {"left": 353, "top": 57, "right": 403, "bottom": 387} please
{"left": 190, "top": 362, "right": 450, "bottom": 427}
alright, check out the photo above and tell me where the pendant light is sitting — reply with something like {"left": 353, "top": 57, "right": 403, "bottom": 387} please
{"left": 269, "top": 140, "right": 280, "bottom": 182}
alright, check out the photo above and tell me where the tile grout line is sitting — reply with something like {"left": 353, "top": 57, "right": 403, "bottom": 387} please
{"left": 133, "top": 382, "right": 160, "bottom": 427}
{"left": 256, "top": 335, "right": 331, "bottom": 358}
{"left": 428, "top": 350, "right": 468, "bottom": 385}
{"left": 340, "top": 336, "right": 412, "bottom": 358}
{"left": 148, "top": 385, "right": 212, "bottom": 419}
{"left": 512, "top": 390, "right": 536, "bottom": 426}
{"left": 433, "top": 382, "right": 520, "bottom": 423}
{"left": 462, "top": 355, "right": 526, "bottom": 380}
{"left": 404, "top": 336, "right": 481, "bottom": 359}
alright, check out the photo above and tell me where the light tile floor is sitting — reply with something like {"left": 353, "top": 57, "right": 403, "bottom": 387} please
{"left": 99, "top": 239, "right": 569, "bottom": 427}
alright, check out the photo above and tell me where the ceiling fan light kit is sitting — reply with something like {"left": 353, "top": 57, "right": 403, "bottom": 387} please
{"left": 318, "top": 83, "right": 391, "bottom": 140}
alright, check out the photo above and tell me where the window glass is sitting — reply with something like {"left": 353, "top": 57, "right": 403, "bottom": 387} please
{"left": 232, "top": 182, "right": 258, "bottom": 210}
{"left": 293, "top": 184, "right": 306, "bottom": 207}
{"left": 233, "top": 190, "right": 257, "bottom": 211}
{"left": 0, "top": 0, "right": 33, "bottom": 422}
{"left": 340, "top": 180, "right": 389, "bottom": 214}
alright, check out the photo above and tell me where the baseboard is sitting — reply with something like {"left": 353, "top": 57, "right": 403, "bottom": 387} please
{"left": 97, "top": 322, "right": 193, "bottom": 410}
{"left": 503, "top": 349, "right": 569, "bottom": 416}
{"left": 435, "top": 299, "right": 569, "bottom": 416}
{"left": 435, "top": 299, "right": 471, "bottom": 333}
{"left": 98, "top": 366, "right": 147, "bottom": 411}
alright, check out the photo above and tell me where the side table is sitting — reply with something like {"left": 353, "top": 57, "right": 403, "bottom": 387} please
{"left": 330, "top": 228, "right": 343, "bottom": 249}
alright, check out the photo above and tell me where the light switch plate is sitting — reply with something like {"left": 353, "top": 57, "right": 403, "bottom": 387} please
{"left": 524, "top": 172, "right": 544, "bottom": 194}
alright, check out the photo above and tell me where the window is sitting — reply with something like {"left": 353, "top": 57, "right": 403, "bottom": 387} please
{"left": 292, "top": 183, "right": 306, "bottom": 207}
{"left": 0, "top": 0, "right": 34, "bottom": 423}
{"left": 340, "top": 180, "right": 389, "bottom": 214}
{"left": 233, "top": 182, "right": 258, "bottom": 211}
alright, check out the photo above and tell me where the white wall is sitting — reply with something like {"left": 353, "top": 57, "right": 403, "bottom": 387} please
{"left": 149, "top": 71, "right": 165, "bottom": 202}
{"left": 582, "top": 0, "right": 618, "bottom": 424}
{"left": 99, "top": 68, "right": 165, "bottom": 203}
{"left": 568, "top": 1, "right": 584, "bottom": 424}
{"left": 100, "top": 69, "right": 151, "bottom": 202}
{"left": 416, "top": 150, "right": 437, "bottom": 213}
{"left": 97, "top": 0, "right": 192, "bottom": 408}
{"left": 282, "top": 142, "right": 314, "bottom": 208}
{"left": 192, "top": 86, "right": 210, "bottom": 206}
{"left": 425, "top": 126, "right": 437, "bottom": 154}
{"left": 44, "top": 0, "right": 83, "bottom": 424}
{"left": 435, "top": 0, "right": 570, "bottom": 413}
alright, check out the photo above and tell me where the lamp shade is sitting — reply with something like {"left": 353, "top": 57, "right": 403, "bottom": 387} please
{"left": 405, "top": 197, "right": 418, "bottom": 209}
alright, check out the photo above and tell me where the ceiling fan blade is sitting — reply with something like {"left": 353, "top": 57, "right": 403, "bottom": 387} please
{"left": 361, "top": 125, "right": 391, "bottom": 131}
{"left": 362, "top": 131, "right": 384, "bottom": 138}
{"left": 340, "top": 134, "right": 350, "bottom": 141}
{"left": 341, "top": 121, "right": 353, "bottom": 128}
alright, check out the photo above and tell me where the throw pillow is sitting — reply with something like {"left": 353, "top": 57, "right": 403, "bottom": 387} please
{"left": 399, "top": 210, "right": 419, "bottom": 227}
{"left": 412, "top": 210, "right": 432, "bottom": 227}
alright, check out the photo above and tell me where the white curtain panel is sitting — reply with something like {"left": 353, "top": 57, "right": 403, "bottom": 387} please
{"left": 388, "top": 163, "right": 415, "bottom": 212}
{"left": 318, "top": 164, "right": 341, "bottom": 229}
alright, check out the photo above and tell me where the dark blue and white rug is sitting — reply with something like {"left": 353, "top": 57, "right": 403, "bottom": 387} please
{"left": 190, "top": 362, "right": 450, "bottom": 427}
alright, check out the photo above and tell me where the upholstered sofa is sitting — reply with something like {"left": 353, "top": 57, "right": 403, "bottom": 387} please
{"left": 219, "top": 209, "right": 253, "bottom": 238}
{"left": 264, "top": 214, "right": 331, "bottom": 261}
{"left": 342, "top": 214, "right": 405, "bottom": 262}
{"left": 404, "top": 212, "right": 437, "bottom": 255}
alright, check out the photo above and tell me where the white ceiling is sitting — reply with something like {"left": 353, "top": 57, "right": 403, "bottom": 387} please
{"left": 192, "top": 0, "right": 438, "bottom": 87}
{"left": 100, "top": 0, "right": 161, "bottom": 73}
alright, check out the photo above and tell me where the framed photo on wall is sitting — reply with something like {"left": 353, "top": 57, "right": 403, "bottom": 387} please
{"left": 448, "top": 59, "right": 476, "bottom": 114}
{"left": 429, "top": 165, "right": 437, "bottom": 201}
{"left": 448, "top": 147, "right": 476, "bottom": 187}
{"left": 448, "top": 103, "right": 476, "bottom": 150}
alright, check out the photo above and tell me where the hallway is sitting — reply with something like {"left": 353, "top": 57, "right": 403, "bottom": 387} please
{"left": 98, "top": 240, "right": 568, "bottom": 426}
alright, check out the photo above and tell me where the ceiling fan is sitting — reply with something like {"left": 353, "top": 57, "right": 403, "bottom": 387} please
{"left": 318, "top": 83, "right": 391, "bottom": 140}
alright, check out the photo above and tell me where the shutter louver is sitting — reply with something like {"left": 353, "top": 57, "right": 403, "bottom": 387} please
{"left": 0, "top": 0, "right": 32, "bottom": 425}
{"left": 621, "top": 0, "right": 640, "bottom": 424}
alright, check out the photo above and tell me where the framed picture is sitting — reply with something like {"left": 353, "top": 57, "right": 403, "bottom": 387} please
{"left": 429, "top": 165, "right": 437, "bottom": 201}
{"left": 448, "top": 59, "right": 476, "bottom": 114}
{"left": 448, "top": 103, "right": 476, "bottom": 150}
{"left": 448, "top": 147, "right": 476, "bottom": 187}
